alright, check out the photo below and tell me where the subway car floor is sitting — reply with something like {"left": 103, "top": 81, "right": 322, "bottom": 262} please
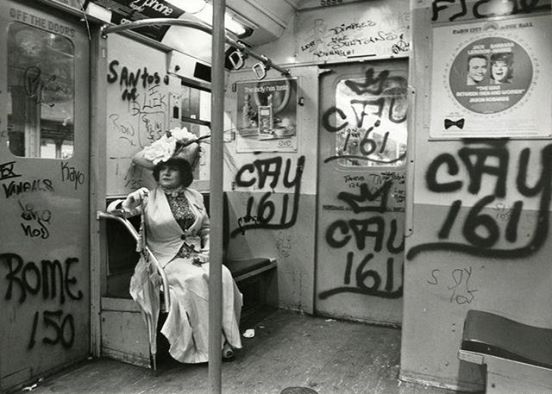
{"left": 26, "top": 308, "right": 474, "bottom": 394}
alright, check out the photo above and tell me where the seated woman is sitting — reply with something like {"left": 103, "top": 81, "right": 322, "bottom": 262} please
{"left": 110, "top": 143, "right": 242, "bottom": 363}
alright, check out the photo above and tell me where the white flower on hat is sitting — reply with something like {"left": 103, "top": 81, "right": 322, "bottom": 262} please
{"left": 135, "top": 127, "right": 202, "bottom": 168}
{"left": 142, "top": 134, "right": 177, "bottom": 164}
{"left": 169, "top": 127, "right": 195, "bottom": 143}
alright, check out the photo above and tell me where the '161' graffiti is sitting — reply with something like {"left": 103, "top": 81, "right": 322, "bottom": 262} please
{"left": 408, "top": 141, "right": 552, "bottom": 260}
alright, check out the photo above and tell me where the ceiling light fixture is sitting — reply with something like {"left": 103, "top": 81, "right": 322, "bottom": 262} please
{"left": 166, "top": 0, "right": 249, "bottom": 36}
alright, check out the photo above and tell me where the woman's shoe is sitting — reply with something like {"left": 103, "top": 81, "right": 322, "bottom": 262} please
{"left": 222, "top": 343, "right": 235, "bottom": 361}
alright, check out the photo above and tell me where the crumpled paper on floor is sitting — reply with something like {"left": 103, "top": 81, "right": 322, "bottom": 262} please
{"left": 242, "top": 328, "right": 255, "bottom": 338}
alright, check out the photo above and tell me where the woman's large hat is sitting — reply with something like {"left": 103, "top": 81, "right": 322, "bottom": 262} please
{"left": 133, "top": 127, "right": 202, "bottom": 170}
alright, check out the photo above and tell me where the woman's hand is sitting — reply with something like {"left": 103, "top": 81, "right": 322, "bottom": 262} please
{"left": 122, "top": 187, "right": 149, "bottom": 211}
{"left": 192, "top": 253, "right": 208, "bottom": 267}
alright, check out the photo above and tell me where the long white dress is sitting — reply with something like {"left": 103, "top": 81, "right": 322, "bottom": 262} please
{"left": 124, "top": 187, "right": 242, "bottom": 363}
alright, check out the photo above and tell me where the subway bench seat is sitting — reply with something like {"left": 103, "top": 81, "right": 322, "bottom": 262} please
{"left": 97, "top": 198, "right": 277, "bottom": 369}
{"left": 226, "top": 257, "right": 277, "bottom": 282}
{"left": 101, "top": 192, "right": 277, "bottom": 302}
{"left": 458, "top": 309, "right": 552, "bottom": 393}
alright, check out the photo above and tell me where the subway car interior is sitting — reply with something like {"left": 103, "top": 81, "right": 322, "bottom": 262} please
{"left": 1, "top": 0, "right": 551, "bottom": 393}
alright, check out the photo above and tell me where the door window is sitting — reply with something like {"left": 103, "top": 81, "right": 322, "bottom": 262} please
{"left": 7, "top": 22, "right": 75, "bottom": 158}
{"left": 333, "top": 72, "right": 408, "bottom": 168}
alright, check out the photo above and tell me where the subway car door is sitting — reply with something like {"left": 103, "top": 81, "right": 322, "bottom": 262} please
{"left": 316, "top": 61, "right": 408, "bottom": 325}
{"left": 0, "top": 1, "right": 90, "bottom": 390}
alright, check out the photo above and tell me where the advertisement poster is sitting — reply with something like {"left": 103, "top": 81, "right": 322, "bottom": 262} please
{"left": 236, "top": 78, "right": 298, "bottom": 152}
{"left": 429, "top": 15, "right": 551, "bottom": 139}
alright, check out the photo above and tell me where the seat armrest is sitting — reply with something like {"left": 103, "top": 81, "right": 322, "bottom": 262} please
{"left": 97, "top": 211, "right": 171, "bottom": 310}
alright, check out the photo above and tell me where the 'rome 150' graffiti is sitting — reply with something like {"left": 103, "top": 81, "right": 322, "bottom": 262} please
{"left": 1, "top": 253, "right": 83, "bottom": 349}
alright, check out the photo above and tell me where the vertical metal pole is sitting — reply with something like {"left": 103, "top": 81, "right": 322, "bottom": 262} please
{"left": 209, "top": 0, "right": 225, "bottom": 393}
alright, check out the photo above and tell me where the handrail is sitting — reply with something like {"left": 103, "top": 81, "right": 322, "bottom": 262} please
{"left": 100, "top": 18, "right": 290, "bottom": 77}
{"left": 96, "top": 211, "right": 171, "bottom": 310}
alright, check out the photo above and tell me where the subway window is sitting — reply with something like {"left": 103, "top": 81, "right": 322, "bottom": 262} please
{"left": 7, "top": 22, "right": 75, "bottom": 159}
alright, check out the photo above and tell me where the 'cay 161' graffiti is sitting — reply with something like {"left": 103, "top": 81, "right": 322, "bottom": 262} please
{"left": 408, "top": 141, "right": 552, "bottom": 260}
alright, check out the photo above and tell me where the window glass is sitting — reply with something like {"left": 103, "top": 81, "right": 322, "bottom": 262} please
{"left": 7, "top": 22, "right": 75, "bottom": 158}
{"left": 181, "top": 86, "right": 211, "bottom": 123}
{"left": 334, "top": 73, "right": 408, "bottom": 168}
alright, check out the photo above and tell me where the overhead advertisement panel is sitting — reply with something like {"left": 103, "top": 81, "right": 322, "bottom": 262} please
{"left": 429, "top": 15, "right": 551, "bottom": 139}
{"left": 93, "top": 0, "right": 185, "bottom": 40}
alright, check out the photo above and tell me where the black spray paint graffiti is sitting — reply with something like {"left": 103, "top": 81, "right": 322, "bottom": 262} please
{"left": 1, "top": 253, "right": 82, "bottom": 349}
{"left": 29, "top": 309, "right": 75, "bottom": 349}
{"left": 427, "top": 267, "right": 478, "bottom": 304}
{"left": 0, "top": 161, "right": 22, "bottom": 181}
{"left": 320, "top": 0, "right": 344, "bottom": 8}
{"left": 107, "top": 60, "right": 169, "bottom": 101}
{"left": 432, "top": 0, "right": 550, "bottom": 22}
{"left": 232, "top": 156, "right": 305, "bottom": 237}
{"left": 407, "top": 141, "right": 552, "bottom": 260}
{"left": 107, "top": 61, "right": 169, "bottom": 191}
{"left": 2, "top": 253, "right": 82, "bottom": 304}
{"left": 319, "top": 180, "right": 404, "bottom": 299}
{"left": 322, "top": 68, "right": 407, "bottom": 165}
{"left": 2, "top": 178, "right": 54, "bottom": 199}
{"left": 18, "top": 200, "right": 52, "bottom": 239}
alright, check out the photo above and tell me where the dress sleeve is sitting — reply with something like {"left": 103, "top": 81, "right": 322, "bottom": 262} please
{"left": 106, "top": 194, "right": 144, "bottom": 218}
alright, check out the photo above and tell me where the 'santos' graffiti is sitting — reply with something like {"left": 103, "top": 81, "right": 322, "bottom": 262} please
{"left": 107, "top": 60, "right": 169, "bottom": 101}
{"left": 408, "top": 141, "right": 552, "bottom": 260}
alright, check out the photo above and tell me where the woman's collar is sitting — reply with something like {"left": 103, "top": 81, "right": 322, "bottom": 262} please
{"left": 161, "top": 185, "right": 186, "bottom": 197}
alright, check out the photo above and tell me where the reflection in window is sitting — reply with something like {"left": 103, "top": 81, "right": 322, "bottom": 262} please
{"left": 7, "top": 22, "right": 75, "bottom": 158}
{"left": 181, "top": 86, "right": 211, "bottom": 123}
{"left": 334, "top": 72, "right": 408, "bottom": 168}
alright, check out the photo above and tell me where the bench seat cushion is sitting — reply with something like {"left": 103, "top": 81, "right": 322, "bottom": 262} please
{"left": 461, "top": 310, "right": 552, "bottom": 369}
{"left": 224, "top": 257, "right": 274, "bottom": 278}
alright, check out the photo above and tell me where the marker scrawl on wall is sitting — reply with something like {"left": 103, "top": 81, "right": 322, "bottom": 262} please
{"left": 295, "top": 0, "right": 410, "bottom": 61}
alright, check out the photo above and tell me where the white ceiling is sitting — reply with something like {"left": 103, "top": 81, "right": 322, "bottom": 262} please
{"left": 163, "top": 0, "right": 359, "bottom": 64}
{"left": 162, "top": 0, "right": 300, "bottom": 63}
